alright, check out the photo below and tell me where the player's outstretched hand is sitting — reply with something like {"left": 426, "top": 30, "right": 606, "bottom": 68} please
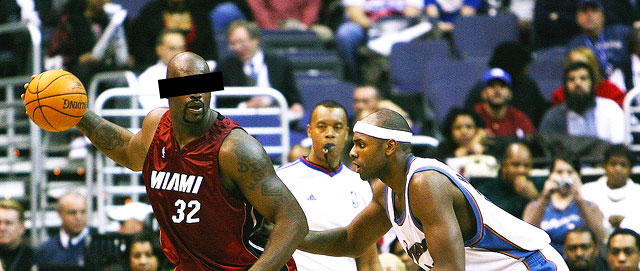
{"left": 21, "top": 75, "right": 37, "bottom": 114}
{"left": 21, "top": 75, "right": 37, "bottom": 101}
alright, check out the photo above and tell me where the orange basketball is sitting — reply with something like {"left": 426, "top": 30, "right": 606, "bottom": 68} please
{"left": 24, "top": 70, "right": 87, "bottom": 132}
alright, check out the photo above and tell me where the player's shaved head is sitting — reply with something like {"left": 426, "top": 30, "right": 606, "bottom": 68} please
{"left": 359, "top": 109, "right": 412, "bottom": 153}
{"left": 360, "top": 109, "right": 412, "bottom": 133}
{"left": 167, "top": 52, "right": 210, "bottom": 79}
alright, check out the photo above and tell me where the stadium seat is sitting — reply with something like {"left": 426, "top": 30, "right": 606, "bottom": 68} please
{"left": 215, "top": 33, "right": 233, "bottom": 61}
{"left": 294, "top": 70, "right": 340, "bottom": 83}
{"left": 535, "top": 79, "right": 562, "bottom": 101}
{"left": 390, "top": 39, "right": 451, "bottom": 93}
{"left": 260, "top": 30, "right": 323, "bottom": 53}
{"left": 453, "top": 13, "right": 519, "bottom": 59}
{"left": 297, "top": 80, "right": 356, "bottom": 117}
{"left": 111, "top": 0, "right": 153, "bottom": 18}
{"left": 532, "top": 46, "right": 568, "bottom": 61}
{"left": 529, "top": 57, "right": 565, "bottom": 82}
{"left": 282, "top": 49, "right": 343, "bottom": 80}
{"left": 422, "top": 59, "right": 486, "bottom": 125}
{"left": 528, "top": 57, "right": 564, "bottom": 101}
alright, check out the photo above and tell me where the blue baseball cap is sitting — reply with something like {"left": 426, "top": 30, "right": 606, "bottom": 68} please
{"left": 484, "top": 68, "right": 512, "bottom": 87}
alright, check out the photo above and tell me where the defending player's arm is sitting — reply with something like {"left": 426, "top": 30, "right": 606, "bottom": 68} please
{"left": 355, "top": 244, "right": 383, "bottom": 271}
{"left": 298, "top": 179, "right": 392, "bottom": 258}
{"left": 219, "top": 129, "right": 307, "bottom": 271}
{"left": 75, "top": 108, "right": 164, "bottom": 171}
{"left": 410, "top": 171, "right": 465, "bottom": 271}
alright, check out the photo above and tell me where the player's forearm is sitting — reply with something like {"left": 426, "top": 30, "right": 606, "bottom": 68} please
{"left": 298, "top": 227, "right": 361, "bottom": 257}
{"left": 250, "top": 213, "right": 307, "bottom": 271}
{"left": 76, "top": 110, "right": 136, "bottom": 169}
{"left": 355, "top": 244, "right": 382, "bottom": 271}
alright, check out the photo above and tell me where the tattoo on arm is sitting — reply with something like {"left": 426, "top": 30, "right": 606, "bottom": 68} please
{"left": 234, "top": 142, "right": 269, "bottom": 190}
{"left": 77, "top": 111, "right": 126, "bottom": 151}
{"left": 261, "top": 181, "right": 282, "bottom": 196}
{"left": 93, "top": 125, "right": 125, "bottom": 150}
{"left": 233, "top": 141, "right": 291, "bottom": 202}
{"left": 76, "top": 111, "right": 100, "bottom": 135}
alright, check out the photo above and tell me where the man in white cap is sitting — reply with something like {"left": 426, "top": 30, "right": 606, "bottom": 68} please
{"left": 297, "top": 108, "right": 569, "bottom": 270}
{"left": 107, "top": 202, "right": 154, "bottom": 234}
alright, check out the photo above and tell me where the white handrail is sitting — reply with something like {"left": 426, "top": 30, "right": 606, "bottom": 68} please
{"left": 0, "top": 22, "right": 44, "bottom": 245}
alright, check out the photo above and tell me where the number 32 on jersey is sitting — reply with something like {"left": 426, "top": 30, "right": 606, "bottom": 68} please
{"left": 172, "top": 199, "right": 201, "bottom": 223}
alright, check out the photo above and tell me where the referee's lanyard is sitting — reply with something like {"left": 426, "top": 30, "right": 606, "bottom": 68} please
{"left": 584, "top": 34, "right": 614, "bottom": 76}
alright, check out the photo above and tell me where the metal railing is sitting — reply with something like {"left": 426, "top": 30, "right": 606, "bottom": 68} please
{"left": 0, "top": 22, "right": 44, "bottom": 244}
{"left": 87, "top": 70, "right": 139, "bottom": 104}
{"left": 90, "top": 86, "right": 290, "bottom": 232}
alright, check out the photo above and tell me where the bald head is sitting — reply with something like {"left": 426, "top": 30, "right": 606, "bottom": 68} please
{"left": 57, "top": 191, "right": 87, "bottom": 237}
{"left": 360, "top": 109, "right": 412, "bottom": 133}
{"left": 353, "top": 86, "right": 380, "bottom": 115}
{"left": 167, "top": 52, "right": 210, "bottom": 79}
{"left": 504, "top": 142, "right": 531, "bottom": 160}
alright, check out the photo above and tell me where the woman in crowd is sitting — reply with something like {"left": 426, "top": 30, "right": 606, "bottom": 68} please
{"left": 125, "top": 232, "right": 167, "bottom": 271}
{"left": 436, "top": 107, "right": 500, "bottom": 179}
{"left": 436, "top": 107, "right": 488, "bottom": 160}
{"left": 522, "top": 155, "right": 606, "bottom": 256}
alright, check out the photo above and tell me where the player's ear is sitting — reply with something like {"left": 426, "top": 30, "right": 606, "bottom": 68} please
{"left": 384, "top": 139, "right": 397, "bottom": 156}
{"left": 306, "top": 124, "right": 311, "bottom": 137}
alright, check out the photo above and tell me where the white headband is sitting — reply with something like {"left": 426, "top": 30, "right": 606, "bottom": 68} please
{"left": 353, "top": 121, "right": 412, "bottom": 143}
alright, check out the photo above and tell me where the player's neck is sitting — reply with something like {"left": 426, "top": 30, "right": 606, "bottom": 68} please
{"left": 382, "top": 154, "right": 413, "bottom": 194}
{"left": 173, "top": 110, "right": 216, "bottom": 149}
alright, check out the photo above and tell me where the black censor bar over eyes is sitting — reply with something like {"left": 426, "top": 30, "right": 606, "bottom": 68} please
{"left": 158, "top": 71, "right": 224, "bottom": 98}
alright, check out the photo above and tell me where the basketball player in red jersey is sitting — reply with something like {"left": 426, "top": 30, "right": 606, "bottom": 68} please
{"left": 22, "top": 52, "right": 308, "bottom": 270}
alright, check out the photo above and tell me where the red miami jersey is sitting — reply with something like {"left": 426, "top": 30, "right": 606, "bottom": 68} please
{"left": 142, "top": 111, "right": 295, "bottom": 271}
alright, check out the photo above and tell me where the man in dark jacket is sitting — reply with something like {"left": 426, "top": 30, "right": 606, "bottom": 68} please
{"left": 214, "top": 20, "right": 304, "bottom": 119}
{"left": 0, "top": 199, "right": 34, "bottom": 271}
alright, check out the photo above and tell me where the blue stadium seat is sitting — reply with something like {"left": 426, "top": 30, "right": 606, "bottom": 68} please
{"left": 422, "top": 59, "right": 486, "bottom": 125}
{"left": 529, "top": 57, "right": 565, "bottom": 82}
{"left": 260, "top": 30, "right": 323, "bottom": 53}
{"left": 535, "top": 79, "right": 562, "bottom": 101}
{"left": 529, "top": 58, "right": 564, "bottom": 101}
{"left": 111, "top": 0, "right": 153, "bottom": 19}
{"left": 232, "top": 115, "right": 281, "bottom": 128}
{"left": 282, "top": 49, "right": 343, "bottom": 79}
{"left": 390, "top": 40, "right": 452, "bottom": 93}
{"left": 453, "top": 13, "right": 519, "bottom": 59}
{"left": 215, "top": 33, "right": 233, "bottom": 61}
{"left": 297, "top": 80, "right": 356, "bottom": 117}
{"left": 294, "top": 70, "right": 340, "bottom": 83}
{"left": 532, "top": 46, "right": 568, "bottom": 61}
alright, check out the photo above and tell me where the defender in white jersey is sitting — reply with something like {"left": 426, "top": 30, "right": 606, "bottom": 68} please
{"left": 298, "top": 109, "right": 569, "bottom": 271}
{"left": 278, "top": 101, "right": 380, "bottom": 270}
